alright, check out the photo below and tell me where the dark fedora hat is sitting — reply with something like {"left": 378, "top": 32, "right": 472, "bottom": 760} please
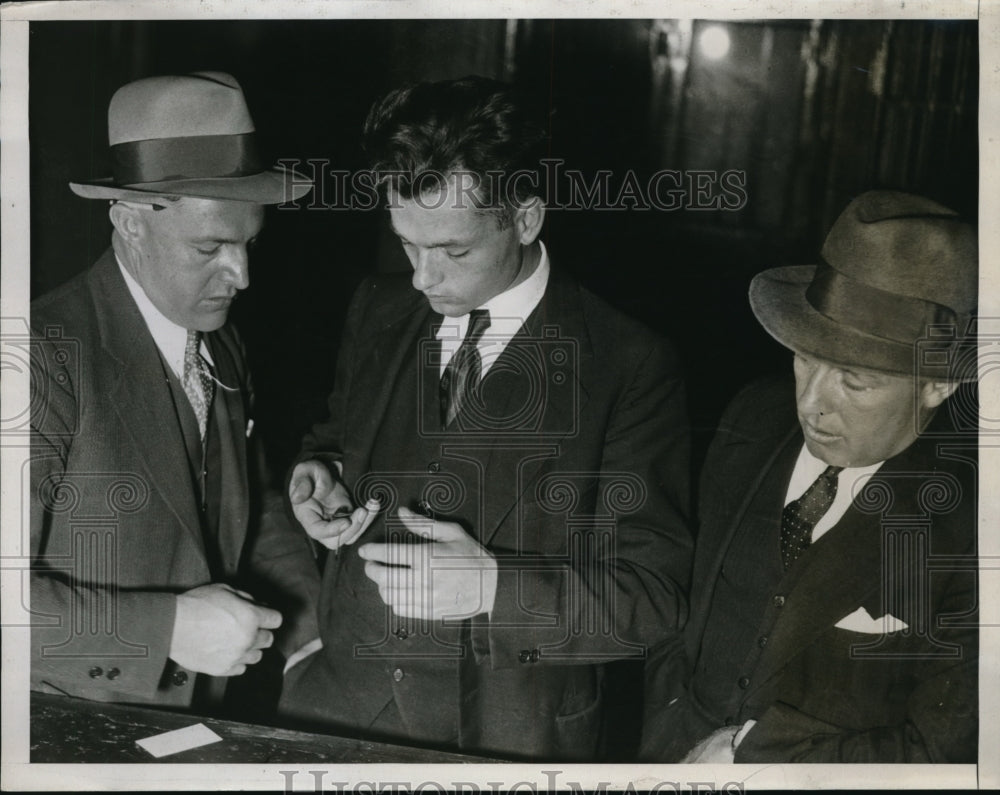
{"left": 70, "top": 72, "right": 311, "bottom": 204}
{"left": 749, "top": 190, "right": 977, "bottom": 381}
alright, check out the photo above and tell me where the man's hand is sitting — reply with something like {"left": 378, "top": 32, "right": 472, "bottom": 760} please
{"left": 358, "top": 506, "right": 498, "bottom": 621}
{"left": 169, "top": 583, "right": 283, "bottom": 677}
{"left": 289, "top": 460, "right": 379, "bottom": 550}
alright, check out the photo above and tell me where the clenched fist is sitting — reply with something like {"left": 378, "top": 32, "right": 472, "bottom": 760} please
{"left": 169, "top": 583, "right": 282, "bottom": 677}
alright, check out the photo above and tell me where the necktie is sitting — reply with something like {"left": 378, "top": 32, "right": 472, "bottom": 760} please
{"left": 780, "top": 465, "right": 843, "bottom": 570}
{"left": 182, "top": 330, "right": 215, "bottom": 441}
{"left": 440, "top": 309, "right": 491, "bottom": 428}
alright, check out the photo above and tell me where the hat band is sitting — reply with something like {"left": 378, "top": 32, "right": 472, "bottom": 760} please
{"left": 806, "top": 261, "right": 957, "bottom": 343}
{"left": 110, "top": 133, "right": 262, "bottom": 185}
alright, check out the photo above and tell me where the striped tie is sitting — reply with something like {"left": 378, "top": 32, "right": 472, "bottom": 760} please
{"left": 440, "top": 309, "right": 491, "bottom": 429}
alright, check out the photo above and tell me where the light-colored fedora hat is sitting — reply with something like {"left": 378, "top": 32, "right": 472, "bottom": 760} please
{"left": 749, "top": 190, "right": 977, "bottom": 381}
{"left": 70, "top": 71, "right": 311, "bottom": 204}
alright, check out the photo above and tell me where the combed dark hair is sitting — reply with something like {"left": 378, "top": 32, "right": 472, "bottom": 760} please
{"left": 362, "top": 76, "right": 547, "bottom": 215}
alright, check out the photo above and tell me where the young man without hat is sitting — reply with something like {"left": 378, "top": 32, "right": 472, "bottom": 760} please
{"left": 278, "top": 76, "right": 693, "bottom": 760}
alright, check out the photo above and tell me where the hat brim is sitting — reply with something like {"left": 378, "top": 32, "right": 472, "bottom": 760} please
{"left": 749, "top": 265, "right": 976, "bottom": 382}
{"left": 69, "top": 167, "right": 312, "bottom": 205}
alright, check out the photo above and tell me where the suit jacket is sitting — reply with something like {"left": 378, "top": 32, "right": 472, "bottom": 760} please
{"left": 641, "top": 377, "right": 978, "bottom": 762}
{"left": 282, "top": 267, "right": 692, "bottom": 759}
{"left": 30, "top": 249, "right": 320, "bottom": 706}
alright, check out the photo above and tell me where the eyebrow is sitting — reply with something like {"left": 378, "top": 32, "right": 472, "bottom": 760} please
{"left": 189, "top": 234, "right": 259, "bottom": 245}
{"left": 388, "top": 223, "right": 469, "bottom": 249}
{"left": 841, "top": 367, "right": 884, "bottom": 383}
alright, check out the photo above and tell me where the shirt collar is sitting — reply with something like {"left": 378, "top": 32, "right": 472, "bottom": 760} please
{"left": 435, "top": 240, "right": 550, "bottom": 343}
{"left": 790, "top": 441, "right": 884, "bottom": 495}
{"left": 116, "top": 255, "right": 212, "bottom": 379}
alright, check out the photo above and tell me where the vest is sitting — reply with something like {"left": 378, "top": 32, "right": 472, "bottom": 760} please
{"left": 318, "top": 321, "right": 500, "bottom": 744}
{"left": 690, "top": 434, "right": 800, "bottom": 726}
{"left": 161, "top": 353, "right": 231, "bottom": 708}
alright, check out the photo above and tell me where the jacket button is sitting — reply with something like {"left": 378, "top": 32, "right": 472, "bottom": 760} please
{"left": 757, "top": 635, "right": 768, "bottom": 648}
{"left": 106, "top": 667, "right": 121, "bottom": 680}
{"left": 394, "top": 627, "right": 409, "bottom": 640}
{"left": 171, "top": 670, "right": 189, "bottom": 687}
{"left": 518, "top": 650, "right": 531, "bottom": 663}
{"left": 529, "top": 649, "right": 540, "bottom": 663}
{"left": 427, "top": 461, "right": 441, "bottom": 473}
{"left": 88, "top": 666, "right": 103, "bottom": 679}
{"left": 772, "top": 594, "right": 786, "bottom": 608}
{"left": 392, "top": 667, "right": 405, "bottom": 682}
{"left": 737, "top": 676, "right": 750, "bottom": 689}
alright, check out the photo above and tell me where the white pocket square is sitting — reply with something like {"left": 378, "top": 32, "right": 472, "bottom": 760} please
{"left": 834, "top": 606, "right": 908, "bottom": 634}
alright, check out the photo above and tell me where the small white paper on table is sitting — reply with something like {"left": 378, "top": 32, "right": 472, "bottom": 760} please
{"left": 136, "top": 723, "right": 223, "bottom": 758}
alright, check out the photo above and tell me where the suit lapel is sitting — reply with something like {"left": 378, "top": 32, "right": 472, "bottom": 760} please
{"left": 344, "top": 289, "right": 433, "bottom": 481}
{"left": 205, "top": 331, "right": 249, "bottom": 574}
{"left": 748, "top": 432, "right": 939, "bottom": 692}
{"left": 749, "top": 509, "right": 882, "bottom": 691}
{"left": 89, "top": 252, "right": 205, "bottom": 556}
{"left": 688, "top": 419, "right": 801, "bottom": 650}
{"left": 478, "top": 270, "right": 593, "bottom": 547}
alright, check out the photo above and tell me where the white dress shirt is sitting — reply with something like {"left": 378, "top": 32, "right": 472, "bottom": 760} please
{"left": 435, "top": 241, "right": 550, "bottom": 376}
{"left": 117, "top": 257, "right": 213, "bottom": 378}
{"left": 784, "top": 443, "right": 884, "bottom": 542}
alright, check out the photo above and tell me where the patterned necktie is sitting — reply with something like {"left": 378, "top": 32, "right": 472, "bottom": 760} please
{"left": 780, "top": 465, "right": 843, "bottom": 570}
{"left": 440, "top": 309, "right": 491, "bottom": 428}
{"left": 182, "top": 330, "right": 215, "bottom": 441}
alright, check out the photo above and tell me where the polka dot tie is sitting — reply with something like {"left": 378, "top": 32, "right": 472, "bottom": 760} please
{"left": 440, "top": 309, "right": 491, "bottom": 428}
{"left": 182, "top": 330, "right": 215, "bottom": 441}
{"left": 780, "top": 465, "right": 843, "bottom": 570}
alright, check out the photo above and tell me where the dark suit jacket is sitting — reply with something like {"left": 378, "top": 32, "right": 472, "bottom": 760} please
{"left": 641, "top": 377, "right": 978, "bottom": 762}
{"left": 30, "top": 249, "right": 320, "bottom": 706}
{"left": 283, "top": 267, "right": 692, "bottom": 759}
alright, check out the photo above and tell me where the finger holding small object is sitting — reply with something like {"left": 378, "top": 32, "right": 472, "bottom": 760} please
{"left": 339, "top": 499, "right": 382, "bottom": 547}
{"left": 305, "top": 514, "right": 355, "bottom": 549}
{"left": 321, "top": 505, "right": 353, "bottom": 522}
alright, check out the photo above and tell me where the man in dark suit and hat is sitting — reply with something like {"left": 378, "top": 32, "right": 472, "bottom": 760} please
{"left": 278, "top": 76, "right": 693, "bottom": 760}
{"left": 30, "top": 72, "right": 320, "bottom": 710}
{"left": 640, "top": 190, "right": 979, "bottom": 763}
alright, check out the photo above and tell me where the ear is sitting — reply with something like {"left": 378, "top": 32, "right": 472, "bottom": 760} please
{"left": 920, "top": 379, "right": 959, "bottom": 411}
{"left": 108, "top": 201, "right": 148, "bottom": 247}
{"left": 514, "top": 197, "right": 545, "bottom": 246}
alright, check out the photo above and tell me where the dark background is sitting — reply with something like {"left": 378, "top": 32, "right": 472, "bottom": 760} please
{"left": 28, "top": 17, "right": 979, "bottom": 756}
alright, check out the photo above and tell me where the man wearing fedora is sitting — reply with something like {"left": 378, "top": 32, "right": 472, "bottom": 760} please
{"left": 640, "top": 190, "right": 978, "bottom": 763}
{"left": 29, "top": 72, "right": 320, "bottom": 711}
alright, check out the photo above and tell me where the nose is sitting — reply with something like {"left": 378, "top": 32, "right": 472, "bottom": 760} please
{"left": 219, "top": 244, "right": 250, "bottom": 291}
{"left": 796, "top": 359, "right": 834, "bottom": 416}
{"left": 410, "top": 249, "right": 443, "bottom": 292}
